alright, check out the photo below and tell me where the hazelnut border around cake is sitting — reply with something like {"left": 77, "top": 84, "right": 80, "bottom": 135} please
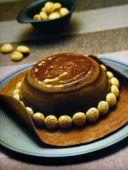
{"left": 12, "top": 53, "right": 120, "bottom": 130}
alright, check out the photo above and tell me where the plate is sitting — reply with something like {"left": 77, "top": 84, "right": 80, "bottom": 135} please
{"left": 0, "top": 59, "right": 128, "bottom": 158}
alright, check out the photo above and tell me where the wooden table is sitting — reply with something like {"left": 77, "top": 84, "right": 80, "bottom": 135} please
{"left": 0, "top": 0, "right": 128, "bottom": 169}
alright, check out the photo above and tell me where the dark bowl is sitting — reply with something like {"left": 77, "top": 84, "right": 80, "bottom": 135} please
{"left": 17, "top": 0, "right": 75, "bottom": 32}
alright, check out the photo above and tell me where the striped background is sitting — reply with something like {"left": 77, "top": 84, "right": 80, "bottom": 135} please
{"left": 0, "top": 0, "right": 128, "bottom": 170}
{"left": 0, "top": 1, "right": 128, "bottom": 69}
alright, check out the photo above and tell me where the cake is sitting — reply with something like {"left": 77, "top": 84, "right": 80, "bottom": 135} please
{"left": 13, "top": 53, "right": 120, "bottom": 129}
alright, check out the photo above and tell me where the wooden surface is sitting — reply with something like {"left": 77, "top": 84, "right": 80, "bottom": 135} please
{"left": 0, "top": 0, "right": 128, "bottom": 169}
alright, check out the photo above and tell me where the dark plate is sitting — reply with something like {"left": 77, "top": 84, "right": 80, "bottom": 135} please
{"left": 0, "top": 59, "right": 128, "bottom": 158}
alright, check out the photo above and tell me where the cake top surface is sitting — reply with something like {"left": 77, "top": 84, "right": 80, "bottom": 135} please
{"left": 31, "top": 53, "right": 99, "bottom": 91}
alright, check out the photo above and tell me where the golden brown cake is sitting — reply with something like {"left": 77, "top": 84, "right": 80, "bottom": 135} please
{"left": 20, "top": 53, "right": 109, "bottom": 117}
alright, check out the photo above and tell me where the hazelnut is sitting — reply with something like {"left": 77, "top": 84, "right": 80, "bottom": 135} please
{"left": 98, "top": 101, "right": 109, "bottom": 115}
{"left": 100, "top": 64, "right": 107, "bottom": 71}
{"left": 33, "top": 112, "right": 45, "bottom": 126}
{"left": 106, "top": 71, "right": 114, "bottom": 79}
{"left": 59, "top": 7, "right": 69, "bottom": 16}
{"left": 26, "top": 107, "right": 34, "bottom": 116}
{"left": 0, "top": 43, "right": 13, "bottom": 53}
{"left": 106, "top": 93, "right": 117, "bottom": 107}
{"left": 72, "top": 112, "right": 86, "bottom": 126}
{"left": 13, "top": 94, "right": 20, "bottom": 101}
{"left": 49, "top": 12, "right": 60, "bottom": 20}
{"left": 111, "top": 77, "right": 120, "bottom": 87}
{"left": 86, "top": 108, "right": 99, "bottom": 122}
{"left": 11, "top": 51, "right": 23, "bottom": 61}
{"left": 44, "top": 2, "right": 55, "bottom": 14}
{"left": 17, "top": 45, "right": 30, "bottom": 54}
{"left": 58, "top": 115, "right": 72, "bottom": 128}
{"left": 44, "top": 115, "right": 58, "bottom": 129}
{"left": 39, "top": 11, "right": 48, "bottom": 20}
{"left": 41, "top": 7, "right": 46, "bottom": 13}
{"left": 54, "top": 3, "right": 62, "bottom": 10}
{"left": 111, "top": 85, "right": 119, "bottom": 97}
{"left": 33, "top": 14, "right": 42, "bottom": 20}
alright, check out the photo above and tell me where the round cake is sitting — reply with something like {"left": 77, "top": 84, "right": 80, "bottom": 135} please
{"left": 20, "top": 53, "right": 109, "bottom": 117}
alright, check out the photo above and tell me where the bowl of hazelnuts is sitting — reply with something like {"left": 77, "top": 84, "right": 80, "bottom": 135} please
{"left": 17, "top": 0, "right": 75, "bottom": 32}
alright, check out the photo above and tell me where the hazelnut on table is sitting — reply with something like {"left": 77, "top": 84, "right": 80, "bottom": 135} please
{"left": 0, "top": 43, "right": 13, "bottom": 53}
{"left": 11, "top": 51, "right": 23, "bottom": 61}
{"left": 16, "top": 45, "right": 30, "bottom": 54}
